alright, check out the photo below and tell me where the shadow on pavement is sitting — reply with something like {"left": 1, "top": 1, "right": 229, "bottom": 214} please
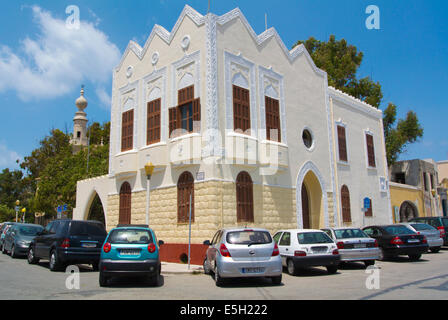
{"left": 105, "top": 275, "right": 165, "bottom": 288}
{"left": 207, "top": 274, "right": 284, "bottom": 288}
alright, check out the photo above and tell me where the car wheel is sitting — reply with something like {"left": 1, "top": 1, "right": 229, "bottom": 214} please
{"left": 0, "top": 243, "right": 5, "bottom": 254}
{"left": 430, "top": 247, "right": 441, "bottom": 253}
{"left": 214, "top": 266, "right": 224, "bottom": 287}
{"left": 271, "top": 275, "right": 282, "bottom": 285}
{"left": 27, "top": 247, "right": 39, "bottom": 264}
{"left": 326, "top": 266, "right": 338, "bottom": 274}
{"left": 408, "top": 254, "right": 421, "bottom": 261}
{"left": 10, "top": 245, "right": 17, "bottom": 258}
{"left": 49, "top": 250, "right": 63, "bottom": 271}
{"left": 378, "top": 248, "right": 388, "bottom": 261}
{"left": 364, "top": 260, "right": 375, "bottom": 268}
{"left": 99, "top": 271, "right": 109, "bottom": 287}
{"left": 203, "top": 258, "right": 211, "bottom": 275}
{"left": 287, "top": 259, "right": 297, "bottom": 276}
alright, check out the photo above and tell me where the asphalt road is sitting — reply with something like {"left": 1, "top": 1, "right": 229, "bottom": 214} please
{"left": 1, "top": 249, "right": 448, "bottom": 300}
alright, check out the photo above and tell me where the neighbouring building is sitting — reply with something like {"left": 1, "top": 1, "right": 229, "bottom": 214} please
{"left": 73, "top": 5, "right": 392, "bottom": 264}
{"left": 389, "top": 159, "right": 445, "bottom": 222}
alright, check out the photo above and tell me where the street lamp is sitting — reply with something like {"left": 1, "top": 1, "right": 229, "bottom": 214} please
{"left": 144, "top": 162, "right": 155, "bottom": 226}
{"left": 15, "top": 200, "right": 20, "bottom": 223}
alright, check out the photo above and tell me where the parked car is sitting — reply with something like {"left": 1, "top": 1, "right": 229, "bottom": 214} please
{"left": 362, "top": 224, "right": 429, "bottom": 261}
{"left": 399, "top": 223, "right": 443, "bottom": 253}
{"left": 28, "top": 219, "right": 107, "bottom": 271}
{"left": 203, "top": 228, "right": 282, "bottom": 286}
{"left": 98, "top": 225, "right": 164, "bottom": 287}
{"left": 1, "top": 223, "right": 16, "bottom": 253}
{"left": 273, "top": 229, "right": 340, "bottom": 275}
{"left": 321, "top": 227, "right": 380, "bottom": 267}
{"left": 3, "top": 223, "right": 44, "bottom": 258}
{"left": 408, "top": 217, "right": 448, "bottom": 245}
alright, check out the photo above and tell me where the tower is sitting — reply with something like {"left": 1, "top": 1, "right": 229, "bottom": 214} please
{"left": 71, "top": 86, "right": 88, "bottom": 151}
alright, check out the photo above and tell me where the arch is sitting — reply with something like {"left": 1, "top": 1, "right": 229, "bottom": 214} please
{"left": 232, "top": 72, "right": 249, "bottom": 89}
{"left": 296, "top": 161, "right": 329, "bottom": 229}
{"left": 399, "top": 201, "right": 419, "bottom": 222}
{"left": 265, "top": 84, "right": 278, "bottom": 99}
{"left": 179, "top": 72, "right": 194, "bottom": 90}
{"left": 236, "top": 171, "right": 254, "bottom": 223}
{"left": 119, "top": 182, "right": 132, "bottom": 225}
{"left": 73, "top": 176, "right": 109, "bottom": 227}
{"left": 340, "top": 185, "right": 352, "bottom": 223}
{"left": 177, "top": 171, "right": 194, "bottom": 223}
{"left": 148, "top": 86, "right": 162, "bottom": 101}
{"left": 87, "top": 193, "right": 105, "bottom": 225}
{"left": 301, "top": 183, "right": 310, "bottom": 228}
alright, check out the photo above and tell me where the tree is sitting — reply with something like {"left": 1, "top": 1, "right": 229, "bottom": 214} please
{"left": 294, "top": 35, "right": 423, "bottom": 164}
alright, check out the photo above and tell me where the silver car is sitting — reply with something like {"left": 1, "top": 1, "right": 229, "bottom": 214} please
{"left": 399, "top": 223, "right": 443, "bottom": 253}
{"left": 322, "top": 227, "right": 381, "bottom": 267}
{"left": 203, "top": 228, "right": 282, "bottom": 286}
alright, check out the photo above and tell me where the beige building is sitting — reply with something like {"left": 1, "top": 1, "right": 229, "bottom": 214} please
{"left": 73, "top": 6, "right": 392, "bottom": 263}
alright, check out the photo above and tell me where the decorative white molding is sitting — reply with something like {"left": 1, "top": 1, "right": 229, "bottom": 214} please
{"left": 334, "top": 120, "right": 350, "bottom": 164}
{"left": 171, "top": 50, "right": 201, "bottom": 107}
{"left": 328, "top": 87, "right": 383, "bottom": 119}
{"left": 118, "top": 80, "right": 139, "bottom": 154}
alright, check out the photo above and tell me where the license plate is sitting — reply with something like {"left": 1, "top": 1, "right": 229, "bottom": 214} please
{"left": 354, "top": 244, "right": 366, "bottom": 248}
{"left": 120, "top": 249, "right": 140, "bottom": 255}
{"left": 242, "top": 267, "right": 264, "bottom": 274}
{"left": 312, "top": 247, "right": 328, "bottom": 253}
{"left": 81, "top": 243, "right": 97, "bottom": 248}
{"left": 408, "top": 239, "right": 420, "bottom": 243}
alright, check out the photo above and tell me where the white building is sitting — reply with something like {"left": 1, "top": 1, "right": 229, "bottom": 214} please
{"left": 73, "top": 5, "right": 392, "bottom": 263}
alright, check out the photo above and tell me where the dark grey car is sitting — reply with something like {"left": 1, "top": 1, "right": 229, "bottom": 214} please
{"left": 3, "top": 223, "right": 44, "bottom": 258}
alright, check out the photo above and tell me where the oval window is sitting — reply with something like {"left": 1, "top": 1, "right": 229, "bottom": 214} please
{"left": 302, "top": 129, "right": 313, "bottom": 149}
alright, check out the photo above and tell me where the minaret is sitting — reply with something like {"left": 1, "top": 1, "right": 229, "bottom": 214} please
{"left": 71, "top": 85, "right": 88, "bottom": 151}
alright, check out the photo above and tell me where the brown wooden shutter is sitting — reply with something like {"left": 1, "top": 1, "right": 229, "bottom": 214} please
{"left": 265, "top": 96, "right": 281, "bottom": 142}
{"left": 340, "top": 185, "right": 352, "bottom": 223}
{"left": 169, "top": 107, "right": 178, "bottom": 138}
{"left": 236, "top": 171, "right": 254, "bottom": 223}
{"left": 178, "top": 85, "right": 194, "bottom": 105}
{"left": 119, "top": 182, "right": 132, "bottom": 225}
{"left": 366, "top": 134, "right": 376, "bottom": 167}
{"left": 121, "top": 109, "right": 134, "bottom": 152}
{"left": 177, "top": 172, "right": 194, "bottom": 223}
{"left": 337, "top": 126, "right": 348, "bottom": 162}
{"left": 233, "top": 85, "right": 251, "bottom": 134}
{"left": 192, "top": 98, "right": 201, "bottom": 133}
{"left": 147, "top": 99, "right": 161, "bottom": 145}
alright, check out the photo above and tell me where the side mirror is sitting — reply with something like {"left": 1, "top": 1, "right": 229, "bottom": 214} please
{"left": 203, "top": 240, "right": 211, "bottom": 246}
{"left": 158, "top": 240, "right": 164, "bottom": 246}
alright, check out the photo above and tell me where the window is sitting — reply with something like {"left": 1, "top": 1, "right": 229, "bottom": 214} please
{"left": 236, "top": 171, "right": 254, "bottom": 223}
{"left": 119, "top": 182, "right": 132, "bottom": 225}
{"left": 365, "top": 198, "right": 373, "bottom": 217}
{"left": 365, "top": 134, "right": 376, "bottom": 168}
{"left": 169, "top": 86, "right": 200, "bottom": 138}
{"left": 279, "top": 232, "right": 291, "bottom": 246}
{"left": 177, "top": 171, "right": 194, "bottom": 223}
{"left": 77, "top": 131, "right": 81, "bottom": 138}
{"left": 226, "top": 230, "right": 272, "bottom": 245}
{"left": 265, "top": 96, "right": 281, "bottom": 142}
{"left": 337, "top": 125, "right": 347, "bottom": 162}
{"left": 233, "top": 85, "right": 251, "bottom": 134}
{"left": 147, "top": 98, "right": 161, "bottom": 145}
{"left": 341, "top": 185, "right": 352, "bottom": 223}
{"left": 394, "top": 172, "right": 406, "bottom": 184}
{"left": 302, "top": 129, "right": 313, "bottom": 149}
{"left": 273, "top": 232, "right": 283, "bottom": 244}
{"left": 121, "top": 109, "right": 134, "bottom": 152}
{"left": 423, "top": 173, "right": 428, "bottom": 191}
{"left": 297, "top": 232, "right": 333, "bottom": 244}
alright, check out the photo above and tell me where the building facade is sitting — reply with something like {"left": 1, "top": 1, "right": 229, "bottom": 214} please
{"left": 73, "top": 6, "right": 392, "bottom": 263}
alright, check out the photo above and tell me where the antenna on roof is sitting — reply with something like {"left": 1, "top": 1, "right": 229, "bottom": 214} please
{"left": 207, "top": 0, "right": 210, "bottom": 14}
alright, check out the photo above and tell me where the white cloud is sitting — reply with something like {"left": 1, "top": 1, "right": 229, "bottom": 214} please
{"left": 95, "top": 86, "right": 112, "bottom": 109}
{"left": 0, "top": 143, "right": 22, "bottom": 170}
{"left": 0, "top": 6, "right": 120, "bottom": 106}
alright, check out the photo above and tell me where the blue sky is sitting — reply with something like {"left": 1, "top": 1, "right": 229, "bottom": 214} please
{"left": 0, "top": 0, "right": 447, "bottom": 171}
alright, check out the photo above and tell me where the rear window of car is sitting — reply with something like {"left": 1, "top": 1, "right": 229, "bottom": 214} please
{"left": 297, "top": 232, "right": 333, "bottom": 244}
{"left": 18, "top": 225, "right": 43, "bottom": 236}
{"left": 410, "top": 223, "right": 436, "bottom": 231}
{"left": 383, "top": 225, "right": 416, "bottom": 235}
{"left": 69, "top": 222, "right": 107, "bottom": 236}
{"left": 108, "top": 229, "right": 153, "bottom": 244}
{"left": 442, "top": 218, "right": 448, "bottom": 227}
{"left": 226, "top": 230, "right": 272, "bottom": 245}
{"left": 334, "top": 229, "right": 369, "bottom": 239}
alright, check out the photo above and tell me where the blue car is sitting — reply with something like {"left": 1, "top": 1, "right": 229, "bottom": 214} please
{"left": 99, "top": 225, "right": 164, "bottom": 287}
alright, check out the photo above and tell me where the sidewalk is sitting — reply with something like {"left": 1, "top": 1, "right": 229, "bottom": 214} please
{"left": 161, "top": 262, "right": 204, "bottom": 275}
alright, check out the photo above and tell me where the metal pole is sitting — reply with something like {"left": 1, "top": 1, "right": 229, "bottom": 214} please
{"left": 188, "top": 192, "right": 192, "bottom": 270}
{"left": 146, "top": 177, "right": 151, "bottom": 225}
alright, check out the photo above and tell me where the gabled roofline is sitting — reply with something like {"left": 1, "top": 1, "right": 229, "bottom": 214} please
{"left": 328, "top": 86, "right": 383, "bottom": 119}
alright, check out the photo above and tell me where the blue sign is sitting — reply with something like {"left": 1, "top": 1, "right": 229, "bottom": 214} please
{"left": 63, "top": 204, "right": 68, "bottom": 211}
{"left": 364, "top": 197, "right": 371, "bottom": 209}
{"left": 57, "top": 206, "right": 62, "bottom": 213}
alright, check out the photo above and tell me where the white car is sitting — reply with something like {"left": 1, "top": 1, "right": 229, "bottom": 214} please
{"left": 273, "top": 229, "right": 340, "bottom": 275}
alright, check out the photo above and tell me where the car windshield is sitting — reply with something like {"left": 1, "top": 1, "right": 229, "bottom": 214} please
{"left": 18, "top": 225, "right": 43, "bottom": 236}
{"left": 410, "top": 223, "right": 436, "bottom": 231}
{"left": 108, "top": 229, "right": 153, "bottom": 244}
{"left": 226, "top": 230, "right": 272, "bottom": 245}
{"left": 334, "top": 229, "right": 369, "bottom": 239}
{"left": 298, "top": 232, "right": 333, "bottom": 244}
{"left": 383, "top": 225, "right": 416, "bottom": 235}
{"left": 70, "top": 222, "right": 107, "bottom": 236}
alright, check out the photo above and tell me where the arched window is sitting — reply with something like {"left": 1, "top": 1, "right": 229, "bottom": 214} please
{"left": 177, "top": 171, "right": 194, "bottom": 223}
{"left": 236, "top": 171, "right": 254, "bottom": 223}
{"left": 341, "top": 185, "right": 352, "bottom": 223}
{"left": 119, "top": 182, "right": 132, "bottom": 225}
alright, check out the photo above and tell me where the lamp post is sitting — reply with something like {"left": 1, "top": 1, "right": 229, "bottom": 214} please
{"left": 144, "top": 162, "right": 155, "bottom": 226}
{"left": 15, "top": 200, "right": 20, "bottom": 223}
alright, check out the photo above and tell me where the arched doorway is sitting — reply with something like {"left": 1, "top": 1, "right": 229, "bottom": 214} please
{"left": 119, "top": 182, "right": 132, "bottom": 225}
{"left": 302, "top": 183, "right": 310, "bottom": 228}
{"left": 399, "top": 201, "right": 418, "bottom": 222}
{"left": 87, "top": 193, "right": 105, "bottom": 225}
